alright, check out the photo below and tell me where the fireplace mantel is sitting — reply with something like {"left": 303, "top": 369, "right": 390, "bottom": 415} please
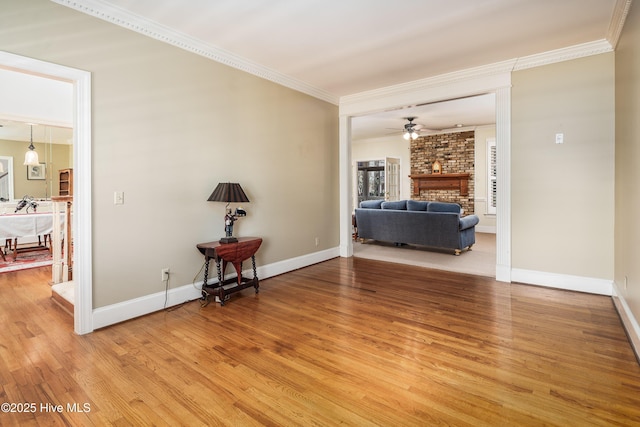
{"left": 409, "top": 173, "right": 470, "bottom": 196}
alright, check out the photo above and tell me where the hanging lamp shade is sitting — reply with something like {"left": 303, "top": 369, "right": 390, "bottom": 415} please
{"left": 24, "top": 125, "right": 40, "bottom": 166}
{"left": 24, "top": 149, "right": 39, "bottom": 166}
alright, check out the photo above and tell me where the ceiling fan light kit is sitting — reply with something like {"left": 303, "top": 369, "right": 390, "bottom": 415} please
{"left": 403, "top": 131, "right": 418, "bottom": 140}
{"left": 403, "top": 117, "right": 420, "bottom": 140}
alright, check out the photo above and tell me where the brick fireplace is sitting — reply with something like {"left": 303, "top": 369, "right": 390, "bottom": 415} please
{"left": 410, "top": 131, "right": 475, "bottom": 214}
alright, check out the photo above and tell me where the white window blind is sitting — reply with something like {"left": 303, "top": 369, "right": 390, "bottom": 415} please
{"left": 487, "top": 138, "right": 497, "bottom": 215}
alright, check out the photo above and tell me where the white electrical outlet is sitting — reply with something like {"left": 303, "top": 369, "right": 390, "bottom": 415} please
{"left": 161, "top": 268, "right": 170, "bottom": 281}
{"left": 315, "top": 237, "right": 319, "bottom": 246}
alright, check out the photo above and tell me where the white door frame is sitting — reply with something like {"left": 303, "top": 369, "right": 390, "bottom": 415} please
{"left": 339, "top": 69, "right": 512, "bottom": 282}
{"left": 0, "top": 51, "right": 93, "bottom": 334}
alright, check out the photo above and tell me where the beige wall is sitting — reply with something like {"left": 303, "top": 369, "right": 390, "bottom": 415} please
{"left": 0, "top": 0, "right": 339, "bottom": 308}
{"left": 0, "top": 138, "right": 72, "bottom": 199}
{"left": 615, "top": 3, "right": 640, "bottom": 326}
{"left": 511, "top": 53, "right": 615, "bottom": 280}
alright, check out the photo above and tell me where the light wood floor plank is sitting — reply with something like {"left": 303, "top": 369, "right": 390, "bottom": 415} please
{"left": 1, "top": 258, "right": 640, "bottom": 426}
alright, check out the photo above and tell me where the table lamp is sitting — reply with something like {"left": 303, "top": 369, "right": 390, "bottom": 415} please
{"left": 207, "top": 182, "right": 249, "bottom": 243}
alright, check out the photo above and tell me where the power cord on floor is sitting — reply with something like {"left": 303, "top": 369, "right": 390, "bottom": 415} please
{"left": 192, "top": 260, "right": 207, "bottom": 291}
{"left": 163, "top": 271, "right": 170, "bottom": 309}
{"left": 162, "top": 260, "right": 210, "bottom": 311}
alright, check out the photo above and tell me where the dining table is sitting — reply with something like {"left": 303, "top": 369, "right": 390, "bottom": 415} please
{"left": 0, "top": 212, "right": 58, "bottom": 261}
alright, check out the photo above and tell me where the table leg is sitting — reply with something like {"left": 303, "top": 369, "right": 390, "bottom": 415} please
{"left": 200, "top": 256, "right": 211, "bottom": 304}
{"left": 252, "top": 255, "right": 259, "bottom": 294}
{"left": 216, "top": 258, "right": 226, "bottom": 306}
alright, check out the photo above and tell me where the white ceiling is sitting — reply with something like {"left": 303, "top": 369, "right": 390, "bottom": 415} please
{"left": 82, "top": 0, "right": 621, "bottom": 97}
{"left": 47, "top": 0, "right": 630, "bottom": 140}
{"left": 0, "top": 120, "right": 73, "bottom": 145}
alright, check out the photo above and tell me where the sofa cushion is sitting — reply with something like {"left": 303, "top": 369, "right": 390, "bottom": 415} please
{"left": 381, "top": 200, "right": 407, "bottom": 210}
{"left": 427, "top": 201, "right": 461, "bottom": 214}
{"left": 359, "top": 199, "right": 383, "bottom": 209}
{"left": 407, "top": 200, "right": 429, "bottom": 211}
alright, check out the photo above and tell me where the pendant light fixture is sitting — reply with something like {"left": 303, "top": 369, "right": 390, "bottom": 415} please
{"left": 23, "top": 124, "right": 39, "bottom": 166}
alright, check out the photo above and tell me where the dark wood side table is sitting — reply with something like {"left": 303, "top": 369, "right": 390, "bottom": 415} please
{"left": 196, "top": 237, "right": 262, "bottom": 306}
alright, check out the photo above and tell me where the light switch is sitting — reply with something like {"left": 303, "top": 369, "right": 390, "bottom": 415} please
{"left": 555, "top": 133, "right": 564, "bottom": 144}
{"left": 114, "top": 191, "right": 124, "bottom": 205}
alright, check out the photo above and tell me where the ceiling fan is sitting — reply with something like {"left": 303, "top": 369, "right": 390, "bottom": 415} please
{"left": 384, "top": 116, "right": 442, "bottom": 139}
{"left": 402, "top": 117, "right": 421, "bottom": 140}
{"left": 400, "top": 117, "right": 443, "bottom": 139}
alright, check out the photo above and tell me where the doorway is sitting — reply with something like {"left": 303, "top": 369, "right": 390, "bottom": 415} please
{"left": 0, "top": 51, "right": 93, "bottom": 334}
{"left": 355, "top": 157, "right": 400, "bottom": 206}
{"left": 339, "top": 78, "right": 511, "bottom": 282}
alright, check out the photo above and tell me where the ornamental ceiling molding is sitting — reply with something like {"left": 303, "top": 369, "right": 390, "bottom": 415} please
{"left": 340, "top": 38, "right": 613, "bottom": 113}
{"left": 54, "top": 0, "right": 627, "bottom": 107}
{"left": 607, "top": 0, "right": 633, "bottom": 48}
{"left": 51, "top": 0, "right": 339, "bottom": 105}
{"left": 339, "top": 59, "right": 515, "bottom": 115}
{"left": 511, "top": 39, "right": 613, "bottom": 72}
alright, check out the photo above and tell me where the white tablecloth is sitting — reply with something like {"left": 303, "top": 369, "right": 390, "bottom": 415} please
{"left": 0, "top": 213, "right": 56, "bottom": 240}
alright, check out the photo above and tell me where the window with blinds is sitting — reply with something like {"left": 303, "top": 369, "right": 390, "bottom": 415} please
{"left": 487, "top": 138, "right": 497, "bottom": 215}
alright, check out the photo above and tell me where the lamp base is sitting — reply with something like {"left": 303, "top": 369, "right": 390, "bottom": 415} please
{"left": 219, "top": 237, "right": 238, "bottom": 244}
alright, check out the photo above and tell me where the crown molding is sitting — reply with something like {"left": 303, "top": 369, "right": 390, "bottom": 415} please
{"left": 512, "top": 39, "right": 613, "bottom": 71}
{"left": 53, "top": 0, "right": 621, "bottom": 108}
{"left": 340, "top": 59, "right": 515, "bottom": 110}
{"left": 340, "top": 38, "right": 613, "bottom": 111}
{"left": 51, "top": 0, "right": 339, "bottom": 105}
{"left": 607, "top": 0, "right": 633, "bottom": 49}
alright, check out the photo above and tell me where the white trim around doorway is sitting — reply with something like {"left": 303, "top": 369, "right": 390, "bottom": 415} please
{"left": 338, "top": 66, "right": 513, "bottom": 282}
{"left": 0, "top": 51, "right": 93, "bottom": 335}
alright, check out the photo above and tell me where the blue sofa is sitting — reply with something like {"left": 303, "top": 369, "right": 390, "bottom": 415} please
{"left": 354, "top": 199, "right": 479, "bottom": 255}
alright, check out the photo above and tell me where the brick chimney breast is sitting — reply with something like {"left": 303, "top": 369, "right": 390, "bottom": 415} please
{"left": 410, "top": 131, "right": 475, "bottom": 214}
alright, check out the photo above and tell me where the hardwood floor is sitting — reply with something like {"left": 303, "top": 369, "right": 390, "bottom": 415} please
{"left": 1, "top": 258, "right": 640, "bottom": 426}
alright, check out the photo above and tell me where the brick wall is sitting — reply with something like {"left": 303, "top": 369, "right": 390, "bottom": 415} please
{"left": 410, "top": 131, "right": 475, "bottom": 214}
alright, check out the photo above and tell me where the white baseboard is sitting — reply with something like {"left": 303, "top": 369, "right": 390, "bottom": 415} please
{"left": 257, "top": 246, "right": 340, "bottom": 279}
{"left": 612, "top": 283, "right": 640, "bottom": 363}
{"left": 511, "top": 268, "right": 613, "bottom": 295}
{"left": 475, "top": 225, "right": 496, "bottom": 234}
{"left": 92, "top": 247, "right": 340, "bottom": 330}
